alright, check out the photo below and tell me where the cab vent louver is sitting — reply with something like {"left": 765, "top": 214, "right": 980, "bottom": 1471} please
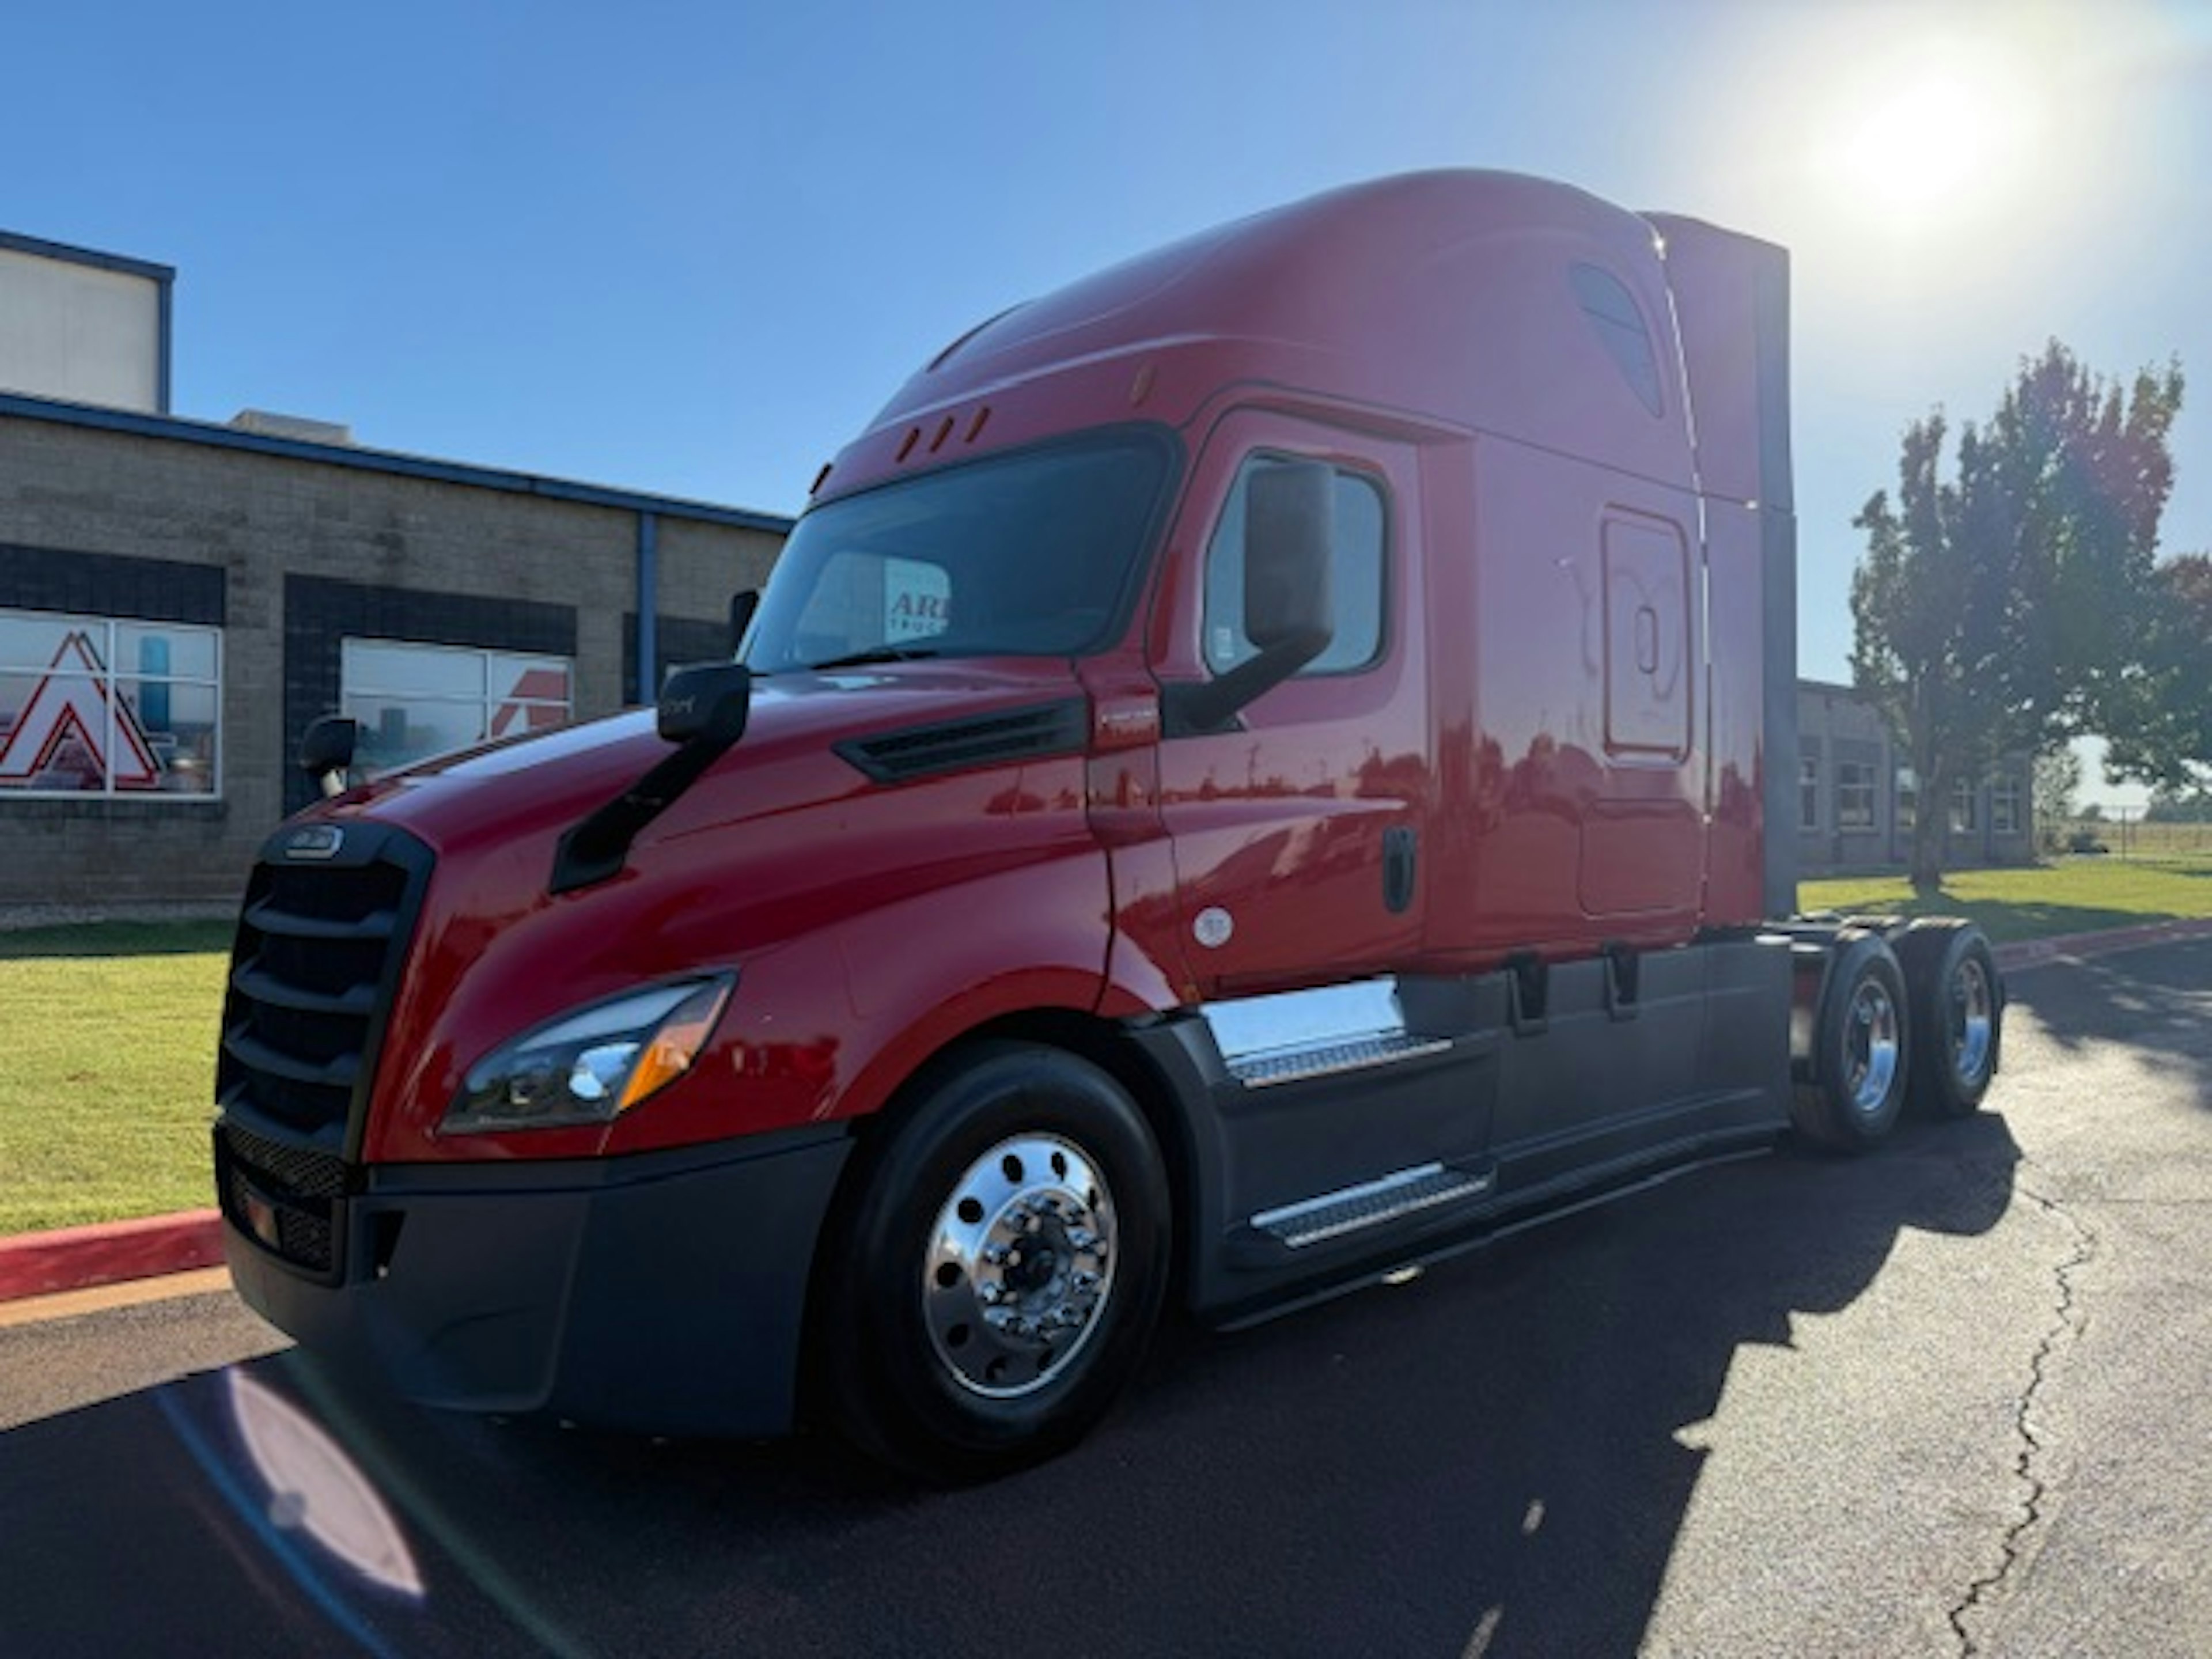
{"left": 835, "top": 699, "right": 1086, "bottom": 783}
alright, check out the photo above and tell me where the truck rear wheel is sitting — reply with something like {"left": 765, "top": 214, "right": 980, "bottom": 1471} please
{"left": 814, "top": 1041, "right": 1169, "bottom": 1482}
{"left": 1895, "top": 921, "right": 2000, "bottom": 1118}
{"left": 1791, "top": 930, "right": 1909, "bottom": 1152}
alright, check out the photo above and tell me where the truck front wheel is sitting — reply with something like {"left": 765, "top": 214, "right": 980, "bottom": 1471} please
{"left": 814, "top": 1041, "right": 1170, "bottom": 1482}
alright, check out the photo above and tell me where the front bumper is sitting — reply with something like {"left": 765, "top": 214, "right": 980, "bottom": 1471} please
{"left": 220, "top": 1123, "right": 851, "bottom": 1438}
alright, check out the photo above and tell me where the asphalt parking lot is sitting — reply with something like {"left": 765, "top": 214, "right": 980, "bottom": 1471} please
{"left": 2, "top": 938, "right": 2207, "bottom": 1657}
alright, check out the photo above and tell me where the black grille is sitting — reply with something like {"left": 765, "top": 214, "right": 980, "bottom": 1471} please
{"left": 219, "top": 1119, "right": 348, "bottom": 1199}
{"left": 215, "top": 1120, "right": 350, "bottom": 1276}
{"left": 214, "top": 824, "right": 430, "bottom": 1277}
{"left": 218, "top": 854, "right": 415, "bottom": 1140}
{"left": 835, "top": 698, "right": 1087, "bottom": 783}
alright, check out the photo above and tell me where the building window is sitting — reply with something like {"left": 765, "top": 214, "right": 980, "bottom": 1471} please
{"left": 1799, "top": 756, "right": 1820, "bottom": 832}
{"left": 1950, "top": 777, "right": 1979, "bottom": 834}
{"left": 1205, "top": 456, "right": 1387, "bottom": 677}
{"left": 0, "top": 608, "right": 221, "bottom": 797}
{"left": 1895, "top": 766, "right": 1918, "bottom": 835}
{"left": 1836, "top": 760, "right": 1876, "bottom": 831}
{"left": 1991, "top": 775, "right": 2022, "bottom": 836}
{"left": 341, "top": 639, "right": 573, "bottom": 776}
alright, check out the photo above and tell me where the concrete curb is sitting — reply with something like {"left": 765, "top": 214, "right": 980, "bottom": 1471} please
{"left": 1994, "top": 916, "right": 2212, "bottom": 973}
{"left": 0, "top": 1209, "right": 224, "bottom": 1305}
{"left": 3, "top": 916, "right": 2209, "bottom": 1309}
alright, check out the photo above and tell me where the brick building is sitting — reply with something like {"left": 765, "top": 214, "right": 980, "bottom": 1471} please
{"left": 1796, "top": 679, "right": 2035, "bottom": 874}
{"left": 0, "top": 231, "right": 789, "bottom": 909}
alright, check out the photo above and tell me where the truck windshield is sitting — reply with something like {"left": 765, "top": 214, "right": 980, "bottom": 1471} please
{"left": 744, "top": 430, "right": 1175, "bottom": 672}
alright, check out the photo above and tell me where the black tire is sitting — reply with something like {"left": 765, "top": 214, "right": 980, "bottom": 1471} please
{"left": 1791, "top": 929, "right": 1910, "bottom": 1153}
{"left": 813, "top": 1040, "right": 1170, "bottom": 1482}
{"left": 1895, "top": 920, "right": 2001, "bottom": 1118}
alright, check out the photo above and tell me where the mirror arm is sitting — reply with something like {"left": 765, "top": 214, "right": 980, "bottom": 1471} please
{"left": 550, "top": 735, "right": 734, "bottom": 895}
{"left": 551, "top": 665, "right": 753, "bottom": 895}
{"left": 1161, "top": 627, "right": 1331, "bottom": 737}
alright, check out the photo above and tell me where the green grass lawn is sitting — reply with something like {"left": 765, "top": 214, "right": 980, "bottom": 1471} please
{"left": 0, "top": 920, "right": 232, "bottom": 1234}
{"left": 1801, "top": 853, "right": 2212, "bottom": 944}
{"left": 6, "top": 857, "right": 2212, "bottom": 1238}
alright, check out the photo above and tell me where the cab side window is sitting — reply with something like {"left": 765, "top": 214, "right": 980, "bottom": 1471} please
{"left": 1203, "top": 457, "right": 1387, "bottom": 675}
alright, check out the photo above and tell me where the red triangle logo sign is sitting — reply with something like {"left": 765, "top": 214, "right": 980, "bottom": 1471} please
{"left": 0, "top": 631, "right": 164, "bottom": 789}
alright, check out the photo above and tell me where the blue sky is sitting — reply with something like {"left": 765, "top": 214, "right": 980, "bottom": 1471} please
{"left": 8, "top": 0, "right": 2208, "bottom": 800}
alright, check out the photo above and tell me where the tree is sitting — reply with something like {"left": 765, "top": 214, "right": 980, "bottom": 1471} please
{"left": 1851, "top": 341, "right": 2184, "bottom": 890}
{"left": 2103, "top": 552, "right": 2212, "bottom": 793}
{"left": 2032, "top": 745, "right": 2081, "bottom": 853}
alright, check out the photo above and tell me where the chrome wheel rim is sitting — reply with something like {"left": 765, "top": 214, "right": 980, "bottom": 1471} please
{"left": 1950, "top": 957, "right": 1994, "bottom": 1086}
{"left": 1845, "top": 977, "right": 1901, "bottom": 1116}
{"left": 923, "top": 1134, "right": 1118, "bottom": 1399}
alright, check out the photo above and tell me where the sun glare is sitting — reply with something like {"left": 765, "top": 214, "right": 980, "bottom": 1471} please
{"left": 1827, "top": 50, "right": 2042, "bottom": 229}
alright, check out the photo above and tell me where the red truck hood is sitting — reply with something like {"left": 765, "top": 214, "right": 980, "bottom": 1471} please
{"left": 300, "top": 660, "right": 1104, "bottom": 1162}
{"left": 323, "top": 660, "right": 1078, "bottom": 857}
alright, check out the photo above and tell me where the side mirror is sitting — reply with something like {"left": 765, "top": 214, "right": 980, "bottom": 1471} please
{"left": 1244, "top": 461, "right": 1335, "bottom": 652}
{"left": 657, "top": 662, "right": 753, "bottom": 747}
{"left": 728, "top": 589, "right": 760, "bottom": 657}
{"left": 1166, "top": 459, "right": 1337, "bottom": 734}
{"left": 298, "top": 715, "right": 358, "bottom": 799}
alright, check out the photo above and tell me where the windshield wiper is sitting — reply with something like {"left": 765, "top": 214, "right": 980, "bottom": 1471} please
{"left": 806, "top": 644, "right": 947, "bottom": 671}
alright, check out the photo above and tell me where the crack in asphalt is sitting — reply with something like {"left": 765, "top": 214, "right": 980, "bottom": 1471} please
{"left": 1948, "top": 1179, "right": 2097, "bottom": 1657}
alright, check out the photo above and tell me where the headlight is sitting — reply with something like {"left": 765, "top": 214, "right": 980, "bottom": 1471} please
{"left": 443, "top": 974, "right": 735, "bottom": 1134}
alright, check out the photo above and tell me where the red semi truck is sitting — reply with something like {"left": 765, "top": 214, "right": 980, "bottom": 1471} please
{"left": 215, "top": 171, "right": 2002, "bottom": 1478}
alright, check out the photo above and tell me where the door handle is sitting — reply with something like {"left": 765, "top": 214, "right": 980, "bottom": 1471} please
{"left": 1383, "top": 825, "right": 1417, "bottom": 915}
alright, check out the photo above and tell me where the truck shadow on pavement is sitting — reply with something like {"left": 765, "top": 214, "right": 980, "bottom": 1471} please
{"left": 0, "top": 1115, "right": 2021, "bottom": 1659}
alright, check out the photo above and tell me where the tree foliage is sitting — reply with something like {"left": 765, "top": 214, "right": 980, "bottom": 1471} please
{"left": 2103, "top": 551, "right": 2212, "bottom": 792}
{"left": 1851, "top": 341, "right": 2184, "bottom": 889}
{"left": 2031, "top": 745, "right": 2081, "bottom": 852}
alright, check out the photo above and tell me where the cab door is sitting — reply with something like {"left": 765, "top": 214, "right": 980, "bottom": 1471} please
{"left": 1146, "top": 412, "right": 1429, "bottom": 999}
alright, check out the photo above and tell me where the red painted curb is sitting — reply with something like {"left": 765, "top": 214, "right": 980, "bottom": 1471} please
{"left": 0, "top": 1209, "right": 225, "bottom": 1304}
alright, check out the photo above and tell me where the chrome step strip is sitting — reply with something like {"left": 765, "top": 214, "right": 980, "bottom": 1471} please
{"left": 1230, "top": 1031, "right": 1452, "bottom": 1088}
{"left": 1251, "top": 1162, "right": 1494, "bottom": 1250}
{"left": 1203, "top": 978, "right": 1449, "bottom": 1090}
